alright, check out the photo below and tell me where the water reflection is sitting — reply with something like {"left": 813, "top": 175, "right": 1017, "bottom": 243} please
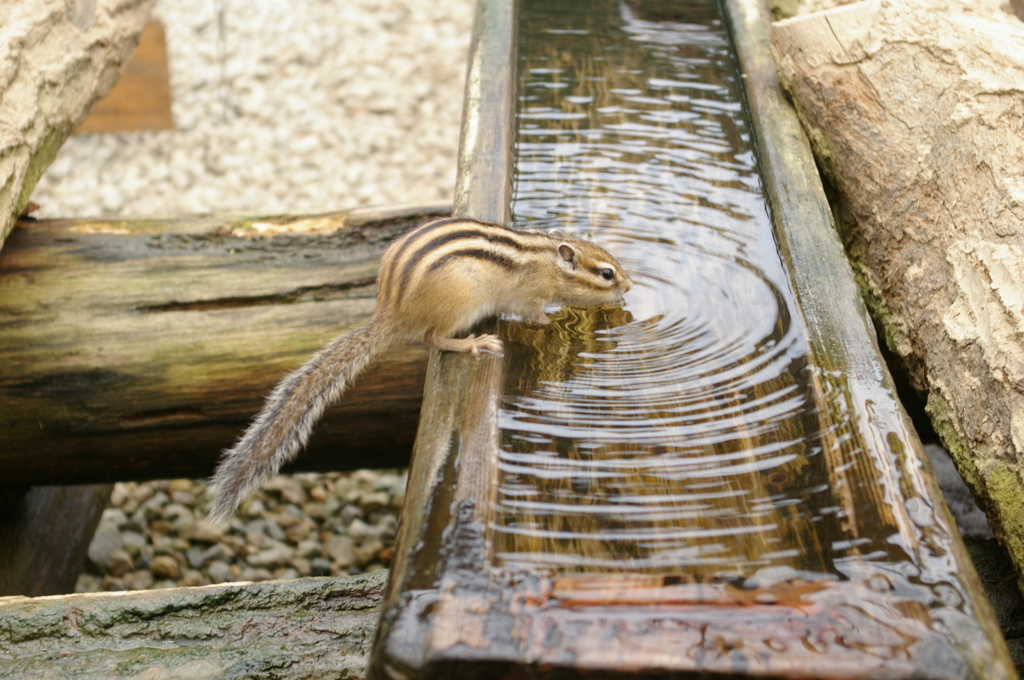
{"left": 494, "top": 0, "right": 852, "bottom": 577}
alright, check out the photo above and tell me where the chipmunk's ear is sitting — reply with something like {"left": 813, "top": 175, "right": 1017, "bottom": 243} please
{"left": 557, "top": 243, "right": 578, "bottom": 270}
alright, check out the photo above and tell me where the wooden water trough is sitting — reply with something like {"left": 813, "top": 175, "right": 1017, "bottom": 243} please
{"left": 0, "top": 0, "right": 1017, "bottom": 678}
{"left": 367, "top": 0, "right": 1017, "bottom": 677}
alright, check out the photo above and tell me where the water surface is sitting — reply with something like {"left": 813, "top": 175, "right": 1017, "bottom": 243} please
{"left": 494, "top": 0, "right": 886, "bottom": 581}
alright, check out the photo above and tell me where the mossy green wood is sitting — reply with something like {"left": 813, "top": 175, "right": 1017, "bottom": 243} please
{"left": 0, "top": 206, "right": 448, "bottom": 485}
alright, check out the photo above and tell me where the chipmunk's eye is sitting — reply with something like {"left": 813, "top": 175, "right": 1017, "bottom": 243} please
{"left": 601, "top": 268, "right": 614, "bottom": 281}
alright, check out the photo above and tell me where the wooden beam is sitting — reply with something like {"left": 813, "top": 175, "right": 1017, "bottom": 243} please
{"left": 0, "top": 485, "right": 112, "bottom": 596}
{"left": 381, "top": 0, "right": 515, "bottom": 583}
{"left": 75, "top": 20, "right": 174, "bottom": 134}
{"left": 0, "top": 571, "right": 386, "bottom": 679}
{"left": 727, "top": 0, "right": 1013, "bottom": 672}
{"left": 0, "top": 205, "right": 449, "bottom": 485}
{"left": 370, "top": 0, "right": 514, "bottom": 673}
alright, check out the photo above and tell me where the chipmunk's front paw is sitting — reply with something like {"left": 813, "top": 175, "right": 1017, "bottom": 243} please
{"left": 430, "top": 333, "right": 505, "bottom": 357}
{"left": 465, "top": 333, "right": 504, "bottom": 357}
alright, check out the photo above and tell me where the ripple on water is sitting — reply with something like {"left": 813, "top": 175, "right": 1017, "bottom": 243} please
{"left": 494, "top": 0, "right": 845, "bottom": 576}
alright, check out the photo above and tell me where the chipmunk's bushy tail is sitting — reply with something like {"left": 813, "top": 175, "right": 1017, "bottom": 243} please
{"left": 209, "top": 318, "right": 394, "bottom": 521}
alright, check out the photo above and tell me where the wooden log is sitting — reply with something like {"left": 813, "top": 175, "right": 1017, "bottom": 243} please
{"left": 0, "top": 205, "right": 449, "bottom": 485}
{"left": 0, "top": 571, "right": 386, "bottom": 679}
{"left": 0, "top": 0, "right": 155, "bottom": 250}
{"left": 770, "top": 0, "right": 1024, "bottom": 591}
{"left": 370, "top": 0, "right": 1016, "bottom": 677}
{"left": 0, "top": 485, "right": 112, "bottom": 596}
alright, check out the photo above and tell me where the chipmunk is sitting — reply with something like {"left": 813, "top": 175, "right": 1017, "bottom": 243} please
{"left": 208, "top": 217, "right": 633, "bottom": 520}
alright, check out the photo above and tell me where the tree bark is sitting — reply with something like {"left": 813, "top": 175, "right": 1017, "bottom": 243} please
{"left": 0, "top": 571, "right": 386, "bottom": 679}
{"left": 0, "top": 0, "right": 155, "bottom": 250}
{"left": 0, "top": 205, "right": 448, "bottom": 485}
{"left": 771, "top": 0, "right": 1024, "bottom": 589}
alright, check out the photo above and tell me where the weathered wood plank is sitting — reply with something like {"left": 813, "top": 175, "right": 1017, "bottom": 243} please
{"left": 0, "top": 485, "right": 112, "bottom": 596}
{"left": 731, "top": 0, "right": 1014, "bottom": 673}
{"left": 0, "top": 205, "right": 449, "bottom": 485}
{"left": 0, "top": 571, "right": 386, "bottom": 679}
{"left": 75, "top": 20, "right": 174, "bottom": 134}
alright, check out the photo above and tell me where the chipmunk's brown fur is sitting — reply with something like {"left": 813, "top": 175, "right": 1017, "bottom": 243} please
{"left": 208, "top": 217, "right": 632, "bottom": 520}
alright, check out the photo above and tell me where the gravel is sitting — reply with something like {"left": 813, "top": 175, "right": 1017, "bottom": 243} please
{"left": 76, "top": 472, "right": 407, "bottom": 592}
{"left": 33, "top": 0, "right": 473, "bottom": 219}
{"left": 33, "top": 0, "right": 474, "bottom": 593}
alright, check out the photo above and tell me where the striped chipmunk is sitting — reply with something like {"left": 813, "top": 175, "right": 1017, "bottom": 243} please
{"left": 208, "top": 217, "right": 633, "bottom": 520}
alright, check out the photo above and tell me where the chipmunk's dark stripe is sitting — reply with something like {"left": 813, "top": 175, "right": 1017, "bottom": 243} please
{"left": 411, "top": 230, "right": 529, "bottom": 266}
{"left": 391, "top": 224, "right": 552, "bottom": 304}
{"left": 380, "top": 218, "right": 480, "bottom": 289}
{"left": 587, "top": 266, "right": 606, "bottom": 278}
{"left": 427, "top": 248, "right": 518, "bottom": 274}
{"left": 404, "top": 229, "right": 545, "bottom": 278}
{"left": 395, "top": 230, "right": 487, "bottom": 302}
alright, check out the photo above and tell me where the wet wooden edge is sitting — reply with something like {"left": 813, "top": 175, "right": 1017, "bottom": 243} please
{"left": 722, "top": 0, "right": 1015, "bottom": 675}
{"left": 368, "top": 0, "right": 515, "bottom": 676}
